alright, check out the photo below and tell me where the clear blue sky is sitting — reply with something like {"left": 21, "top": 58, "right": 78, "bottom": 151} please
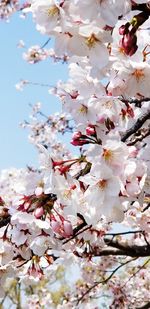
{"left": 0, "top": 12, "right": 68, "bottom": 170}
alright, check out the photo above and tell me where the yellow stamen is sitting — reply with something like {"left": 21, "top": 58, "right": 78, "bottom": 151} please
{"left": 78, "top": 104, "right": 88, "bottom": 114}
{"left": 104, "top": 100, "right": 113, "bottom": 109}
{"left": 103, "top": 149, "right": 113, "bottom": 162}
{"left": 132, "top": 69, "right": 145, "bottom": 82}
{"left": 63, "top": 190, "right": 72, "bottom": 199}
{"left": 85, "top": 34, "right": 99, "bottom": 49}
{"left": 47, "top": 6, "right": 59, "bottom": 17}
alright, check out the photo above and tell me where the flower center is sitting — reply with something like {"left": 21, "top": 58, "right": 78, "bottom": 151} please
{"left": 78, "top": 104, "right": 88, "bottom": 114}
{"left": 103, "top": 100, "right": 113, "bottom": 109}
{"left": 103, "top": 149, "right": 113, "bottom": 162}
{"left": 85, "top": 34, "right": 99, "bottom": 49}
{"left": 47, "top": 6, "right": 59, "bottom": 17}
{"left": 132, "top": 69, "right": 145, "bottom": 82}
{"left": 63, "top": 189, "right": 72, "bottom": 199}
{"left": 97, "top": 179, "right": 107, "bottom": 190}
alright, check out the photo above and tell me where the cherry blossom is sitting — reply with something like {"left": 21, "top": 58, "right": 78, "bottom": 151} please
{"left": 0, "top": 0, "right": 150, "bottom": 307}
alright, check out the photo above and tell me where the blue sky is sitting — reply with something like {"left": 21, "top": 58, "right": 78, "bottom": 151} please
{"left": 0, "top": 12, "right": 68, "bottom": 170}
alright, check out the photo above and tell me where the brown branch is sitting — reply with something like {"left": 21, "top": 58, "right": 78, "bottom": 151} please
{"left": 0, "top": 215, "right": 11, "bottom": 228}
{"left": 105, "top": 230, "right": 143, "bottom": 237}
{"left": 136, "top": 302, "right": 150, "bottom": 309}
{"left": 121, "top": 97, "right": 150, "bottom": 105}
{"left": 127, "top": 127, "right": 150, "bottom": 145}
{"left": 86, "top": 246, "right": 150, "bottom": 258}
{"left": 121, "top": 110, "right": 150, "bottom": 142}
{"left": 81, "top": 238, "right": 150, "bottom": 258}
{"left": 103, "top": 238, "right": 150, "bottom": 257}
{"left": 142, "top": 203, "right": 150, "bottom": 212}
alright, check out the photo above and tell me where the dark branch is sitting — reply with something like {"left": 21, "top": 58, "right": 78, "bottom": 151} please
{"left": 121, "top": 110, "right": 150, "bottom": 142}
{"left": 127, "top": 127, "right": 150, "bottom": 145}
{"left": 0, "top": 215, "right": 11, "bottom": 228}
{"left": 120, "top": 97, "right": 150, "bottom": 109}
{"left": 105, "top": 230, "right": 143, "bottom": 237}
{"left": 121, "top": 97, "right": 150, "bottom": 105}
{"left": 142, "top": 203, "right": 150, "bottom": 212}
{"left": 86, "top": 246, "right": 150, "bottom": 258}
{"left": 102, "top": 238, "right": 150, "bottom": 257}
{"left": 136, "top": 302, "right": 150, "bottom": 309}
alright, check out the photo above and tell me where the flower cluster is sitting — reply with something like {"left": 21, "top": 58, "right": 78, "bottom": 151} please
{"left": 0, "top": 0, "right": 150, "bottom": 308}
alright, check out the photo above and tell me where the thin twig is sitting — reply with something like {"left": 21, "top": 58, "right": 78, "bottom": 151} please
{"left": 105, "top": 230, "right": 143, "bottom": 237}
{"left": 40, "top": 38, "right": 51, "bottom": 49}
{"left": 77, "top": 258, "right": 136, "bottom": 305}
{"left": 121, "top": 258, "right": 150, "bottom": 290}
{"left": 63, "top": 225, "right": 91, "bottom": 245}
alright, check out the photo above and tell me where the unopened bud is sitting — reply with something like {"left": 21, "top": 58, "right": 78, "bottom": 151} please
{"left": 122, "top": 33, "right": 137, "bottom": 49}
{"left": 71, "top": 131, "right": 87, "bottom": 146}
{"left": 64, "top": 221, "right": 73, "bottom": 236}
{"left": 34, "top": 207, "right": 44, "bottom": 218}
{"left": 127, "top": 45, "right": 138, "bottom": 56}
{"left": 72, "top": 131, "right": 82, "bottom": 139}
{"left": 51, "top": 220, "right": 61, "bottom": 233}
{"left": 86, "top": 125, "right": 96, "bottom": 136}
{"left": 119, "top": 23, "right": 130, "bottom": 35}
{"left": 71, "top": 139, "right": 88, "bottom": 146}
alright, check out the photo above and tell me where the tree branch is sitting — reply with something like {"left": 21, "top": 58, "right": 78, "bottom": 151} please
{"left": 0, "top": 215, "right": 11, "bottom": 228}
{"left": 121, "top": 110, "right": 150, "bottom": 142}
{"left": 105, "top": 230, "right": 143, "bottom": 237}
{"left": 137, "top": 302, "right": 150, "bottom": 309}
{"left": 85, "top": 246, "right": 150, "bottom": 258}
{"left": 77, "top": 258, "right": 136, "bottom": 304}
{"left": 127, "top": 127, "right": 150, "bottom": 145}
{"left": 121, "top": 97, "right": 150, "bottom": 106}
{"left": 103, "top": 238, "right": 150, "bottom": 257}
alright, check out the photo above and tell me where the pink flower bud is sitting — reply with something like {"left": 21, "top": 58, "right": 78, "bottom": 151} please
{"left": 86, "top": 125, "right": 96, "bottom": 136}
{"left": 24, "top": 202, "right": 31, "bottom": 211}
{"left": 119, "top": 31, "right": 138, "bottom": 56}
{"left": 72, "top": 131, "right": 82, "bottom": 139}
{"left": 119, "top": 25, "right": 128, "bottom": 35}
{"left": 63, "top": 221, "right": 73, "bottom": 237}
{"left": 127, "top": 45, "right": 138, "bottom": 56}
{"left": 122, "top": 33, "right": 137, "bottom": 49}
{"left": 70, "top": 184, "right": 76, "bottom": 190}
{"left": 70, "top": 139, "right": 88, "bottom": 146}
{"left": 119, "top": 22, "right": 130, "bottom": 35}
{"left": 51, "top": 220, "right": 61, "bottom": 233}
{"left": 34, "top": 207, "right": 44, "bottom": 218}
